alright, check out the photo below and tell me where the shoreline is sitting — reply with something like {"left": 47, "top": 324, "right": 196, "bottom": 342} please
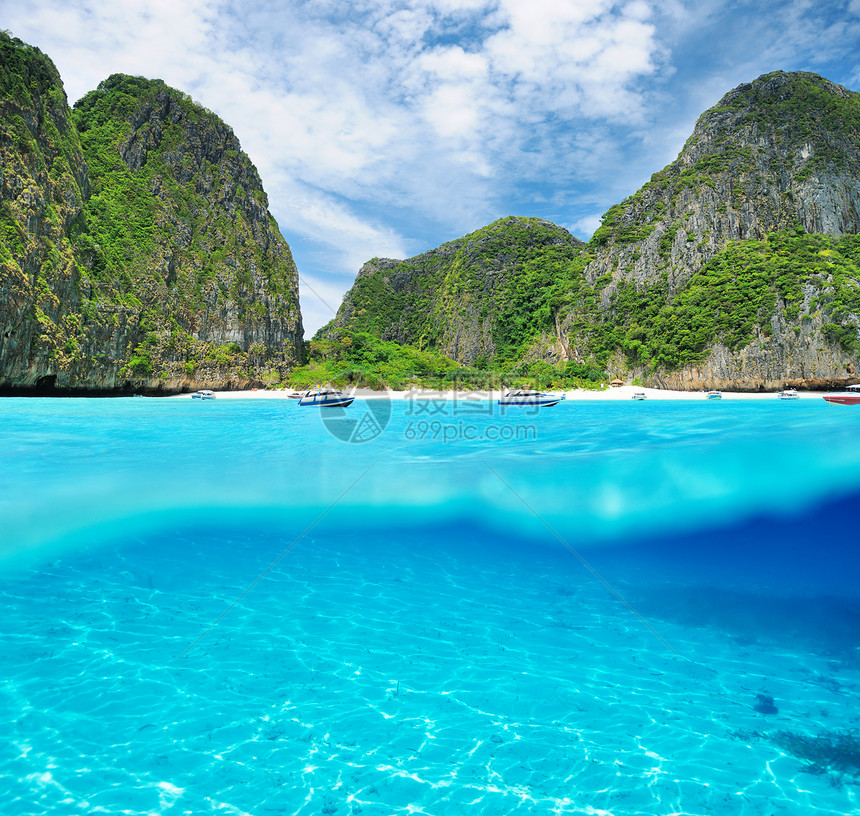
{"left": 169, "top": 385, "right": 822, "bottom": 401}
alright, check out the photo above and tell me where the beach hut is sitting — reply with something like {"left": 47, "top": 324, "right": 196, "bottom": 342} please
{"left": 610, "top": 378, "right": 624, "bottom": 387}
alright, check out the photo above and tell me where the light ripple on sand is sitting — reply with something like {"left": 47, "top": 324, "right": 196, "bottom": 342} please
{"left": 1, "top": 528, "right": 859, "bottom": 814}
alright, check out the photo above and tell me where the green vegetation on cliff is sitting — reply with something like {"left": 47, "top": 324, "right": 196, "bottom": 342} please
{"left": 72, "top": 76, "right": 167, "bottom": 274}
{"left": 718, "top": 71, "right": 860, "bottom": 181}
{"left": 290, "top": 329, "right": 606, "bottom": 391}
{"left": 0, "top": 32, "right": 90, "bottom": 384}
{"left": 0, "top": 35, "right": 303, "bottom": 394}
{"left": 327, "top": 71, "right": 860, "bottom": 389}
{"left": 321, "top": 216, "right": 589, "bottom": 368}
{"left": 71, "top": 73, "right": 290, "bottom": 304}
{"left": 541, "top": 228, "right": 860, "bottom": 374}
{"left": 590, "top": 72, "right": 860, "bottom": 254}
{"left": 327, "top": 223, "right": 860, "bottom": 385}
{"left": 600, "top": 230, "right": 860, "bottom": 369}
{"left": 290, "top": 331, "right": 459, "bottom": 390}
{"left": 490, "top": 229, "right": 590, "bottom": 364}
{"left": 69, "top": 73, "right": 302, "bottom": 383}
{"left": 0, "top": 39, "right": 74, "bottom": 194}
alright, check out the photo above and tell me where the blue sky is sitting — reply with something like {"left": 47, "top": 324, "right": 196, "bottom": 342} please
{"left": 6, "top": 0, "right": 860, "bottom": 334}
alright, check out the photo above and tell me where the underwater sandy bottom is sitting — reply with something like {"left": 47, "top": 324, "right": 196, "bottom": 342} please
{"left": 1, "top": 525, "right": 858, "bottom": 816}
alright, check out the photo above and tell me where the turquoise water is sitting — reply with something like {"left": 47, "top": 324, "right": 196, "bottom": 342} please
{"left": 2, "top": 396, "right": 860, "bottom": 814}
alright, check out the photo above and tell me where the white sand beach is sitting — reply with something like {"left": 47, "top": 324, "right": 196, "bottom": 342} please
{"left": 172, "top": 384, "right": 818, "bottom": 401}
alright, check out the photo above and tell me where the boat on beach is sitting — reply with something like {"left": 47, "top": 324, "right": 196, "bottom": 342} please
{"left": 498, "top": 388, "right": 564, "bottom": 407}
{"left": 297, "top": 388, "right": 355, "bottom": 407}
{"left": 632, "top": 391, "right": 647, "bottom": 400}
{"left": 707, "top": 390, "right": 722, "bottom": 400}
{"left": 778, "top": 388, "right": 799, "bottom": 400}
{"left": 191, "top": 390, "right": 215, "bottom": 400}
{"left": 823, "top": 384, "right": 860, "bottom": 405}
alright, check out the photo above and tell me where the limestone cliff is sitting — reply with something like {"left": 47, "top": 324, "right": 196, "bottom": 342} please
{"left": 319, "top": 217, "right": 586, "bottom": 366}
{"left": 562, "top": 71, "right": 860, "bottom": 389}
{"left": 585, "top": 72, "right": 860, "bottom": 292}
{"left": 0, "top": 34, "right": 303, "bottom": 393}
{"left": 326, "top": 72, "right": 860, "bottom": 389}
{"left": 0, "top": 34, "right": 90, "bottom": 390}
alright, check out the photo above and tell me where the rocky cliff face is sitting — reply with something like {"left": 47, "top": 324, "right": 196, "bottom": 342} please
{"left": 581, "top": 72, "right": 860, "bottom": 293}
{"left": 0, "top": 34, "right": 303, "bottom": 393}
{"left": 328, "top": 71, "right": 860, "bottom": 389}
{"left": 321, "top": 217, "right": 586, "bottom": 365}
{"left": 558, "top": 71, "right": 860, "bottom": 389}
{"left": 0, "top": 34, "right": 90, "bottom": 390}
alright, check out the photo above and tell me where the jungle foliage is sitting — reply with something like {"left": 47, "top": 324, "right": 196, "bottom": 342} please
{"left": 325, "top": 223, "right": 860, "bottom": 383}
{"left": 319, "top": 217, "right": 595, "bottom": 368}
{"left": 289, "top": 329, "right": 608, "bottom": 391}
{"left": 0, "top": 31, "right": 60, "bottom": 106}
{"left": 600, "top": 230, "right": 860, "bottom": 369}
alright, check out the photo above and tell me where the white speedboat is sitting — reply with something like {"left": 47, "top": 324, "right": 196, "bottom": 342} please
{"left": 706, "top": 390, "right": 722, "bottom": 400}
{"left": 288, "top": 389, "right": 310, "bottom": 399}
{"left": 191, "top": 389, "right": 215, "bottom": 400}
{"left": 778, "top": 388, "right": 799, "bottom": 400}
{"left": 297, "top": 388, "right": 355, "bottom": 408}
{"left": 632, "top": 391, "right": 647, "bottom": 400}
{"left": 498, "top": 388, "right": 564, "bottom": 407}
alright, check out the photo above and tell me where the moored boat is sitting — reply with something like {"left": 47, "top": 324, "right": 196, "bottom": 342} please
{"left": 297, "top": 388, "right": 355, "bottom": 408}
{"left": 498, "top": 388, "right": 564, "bottom": 407}
{"left": 632, "top": 391, "right": 647, "bottom": 400}
{"left": 706, "top": 390, "right": 722, "bottom": 400}
{"left": 191, "top": 389, "right": 216, "bottom": 400}
{"left": 823, "top": 384, "right": 860, "bottom": 405}
{"left": 778, "top": 388, "right": 799, "bottom": 400}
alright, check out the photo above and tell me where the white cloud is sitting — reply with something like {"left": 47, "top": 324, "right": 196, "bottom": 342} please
{"left": 483, "top": 0, "right": 659, "bottom": 121}
{"left": 0, "top": 0, "right": 671, "bottom": 334}
{"left": 570, "top": 212, "right": 604, "bottom": 240}
{"left": 7, "top": 0, "right": 219, "bottom": 103}
{"left": 264, "top": 174, "right": 408, "bottom": 269}
{"left": 416, "top": 45, "right": 488, "bottom": 83}
{"left": 296, "top": 273, "right": 354, "bottom": 336}
{"left": 9, "top": 0, "right": 860, "bottom": 337}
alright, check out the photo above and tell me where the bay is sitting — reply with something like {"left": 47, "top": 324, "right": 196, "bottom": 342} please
{"left": 1, "top": 396, "right": 859, "bottom": 815}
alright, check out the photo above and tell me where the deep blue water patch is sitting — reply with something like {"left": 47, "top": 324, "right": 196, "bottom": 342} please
{"left": 583, "top": 485, "right": 860, "bottom": 661}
